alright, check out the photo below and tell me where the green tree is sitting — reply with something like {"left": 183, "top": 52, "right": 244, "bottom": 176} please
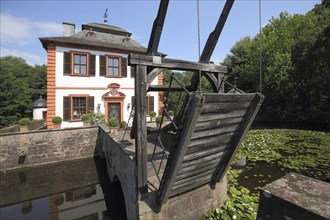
{"left": 221, "top": 1, "right": 330, "bottom": 125}
{"left": 0, "top": 56, "right": 46, "bottom": 128}
{"left": 29, "top": 64, "right": 47, "bottom": 101}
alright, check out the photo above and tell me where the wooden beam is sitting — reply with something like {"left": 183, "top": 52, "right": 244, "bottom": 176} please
{"left": 148, "top": 85, "right": 191, "bottom": 92}
{"left": 129, "top": 54, "right": 227, "bottom": 73}
{"left": 200, "top": 0, "right": 235, "bottom": 63}
{"left": 147, "top": 0, "right": 170, "bottom": 55}
{"left": 135, "top": 65, "right": 148, "bottom": 195}
{"left": 147, "top": 68, "right": 166, "bottom": 89}
{"left": 157, "top": 93, "right": 205, "bottom": 205}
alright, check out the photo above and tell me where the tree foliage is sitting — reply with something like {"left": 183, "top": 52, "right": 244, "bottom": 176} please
{"left": 0, "top": 56, "right": 46, "bottom": 128}
{"left": 162, "top": 70, "right": 213, "bottom": 111}
{"left": 222, "top": 1, "right": 330, "bottom": 125}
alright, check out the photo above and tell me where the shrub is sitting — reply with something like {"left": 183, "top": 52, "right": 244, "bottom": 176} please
{"left": 156, "top": 115, "right": 162, "bottom": 123}
{"left": 120, "top": 121, "right": 127, "bottom": 128}
{"left": 52, "top": 116, "right": 62, "bottom": 124}
{"left": 168, "top": 110, "right": 174, "bottom": 116}
{"left": 19, "top": 118, "right": 31, "bottom": 126}
{"left": 82, "top": 114, "right": 91, "bottom": 122}
{"left": 108, "top": 118, "right": 119, "bottom": 128}
{"left": 150, "top": 111, "right": 157, "bottom": 118}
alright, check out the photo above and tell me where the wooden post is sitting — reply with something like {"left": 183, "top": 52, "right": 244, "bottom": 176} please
{"left": 135, "top": 64, "right": 148, "bottom": 195}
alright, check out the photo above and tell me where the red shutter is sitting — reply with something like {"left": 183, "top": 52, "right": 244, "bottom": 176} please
{"left": 89, "top": 54, "right": 96, "bottom": 76}
{"left": 99, "top": 55, "right": 106, "bottom": 76}
{"left": 63, "top": 96, "right": 71, "bottom": 121}
{"left": 63, "top": 52, "right": 71, "bottom": 75}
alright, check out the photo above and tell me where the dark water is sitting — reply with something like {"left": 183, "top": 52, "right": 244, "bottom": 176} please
{"left": 0, "top": 157, "right": 125, "bottom": 220}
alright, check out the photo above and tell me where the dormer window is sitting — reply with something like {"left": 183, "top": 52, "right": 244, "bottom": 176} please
{"left": 85, "top": 29, "right": 96, "bottom": 38}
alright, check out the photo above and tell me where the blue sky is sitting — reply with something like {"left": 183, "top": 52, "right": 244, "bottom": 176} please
{"left": 0, "top": 0, "right": 320, "bottom": 66}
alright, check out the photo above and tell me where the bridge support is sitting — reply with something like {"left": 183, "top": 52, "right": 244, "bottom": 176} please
{"left": 138, "top": 177, "right": 227, "bottom": 219}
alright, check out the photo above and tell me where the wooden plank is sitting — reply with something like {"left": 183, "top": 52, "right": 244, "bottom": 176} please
{"left": 215, "top": 93, "right": 264, "bottom": 183}
{"left": 191, "top": 124, "right": 239, "bottom": 140}
{"left": 148, "top": 85, "right": 188, "bottom": 92}
{"left": 188, "top": 132, "right": 235, "bottom": 148}
{"left": 201, "top": 101, "right": 251, "bottom": 114}
{"left": 180, "top": 150, "right": 228, "bottom": 169}
{"left": 200, "top": 0, "right": 235, "bottom": 63}
{"left": 176, "top": 163, "right": 219, "bottom": 181}
{"left": 146, "top": 68, "right": 165, "bottom": 89}
{"left": 135, "top": 65, "right": 148, "bottom": 195}
{"left": 157, "top": 93, "right": 204, "bottom": 205}
{"left": 129, "top": 54, "right": 227, "bottom": 73}
{"left": 203, "top": 93, "right": 256, "bottom": 103}
{"left": 197, "top": 109, "right": 247, "bottom": 122}
{"left": 194, "top": 117, "right": 243, "bottom": 131}
{"left": 183, "top": 145, "right": 227, "bottom": 161}
{"left": 147, "top": 0, "right": 170, "bottom": 55}
{"left": 173, "top": 169, "right": 214, "bottom": 188}
{"left": 170, "top": 178, "right": 211, "bottom": 197}
{"left": 187, "top": 139, "right": 231, "bottom": 155}
{"left": 171, "top": 174, "right": 212, "bottom": 196}
{"left": 177, "top": 158, "right": 220, "bottom": 176}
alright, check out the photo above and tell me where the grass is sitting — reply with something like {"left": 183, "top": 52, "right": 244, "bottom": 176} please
{"left": 200, "top": 129, "right": 330, "bottom": 220}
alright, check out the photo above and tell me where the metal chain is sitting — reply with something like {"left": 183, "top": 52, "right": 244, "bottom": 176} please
{"left": 197, "top": 0, "right": 201, "bottom": 61}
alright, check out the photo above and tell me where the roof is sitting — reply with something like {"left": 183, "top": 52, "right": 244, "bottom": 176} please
{"left": 82, "top": 23, "right": 132, "bottom": 36}
{"left": 40, "top": 23, "right": 147, "bottom": 53}
{"left": 32, "top": 97, "right": 47, "bottom": 108}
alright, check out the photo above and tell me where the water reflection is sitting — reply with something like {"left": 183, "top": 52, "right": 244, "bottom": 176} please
{"left": 0, "top": 157, "right": 117, "bottom": 220}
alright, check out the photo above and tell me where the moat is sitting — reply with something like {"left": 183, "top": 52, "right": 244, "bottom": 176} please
{"left": 0, "top": 157, "right": 121, "bottom": 220}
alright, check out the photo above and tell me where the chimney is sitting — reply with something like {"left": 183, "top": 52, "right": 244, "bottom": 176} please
{"left": 63, "top": 22, "right": 75, "bottom": 37}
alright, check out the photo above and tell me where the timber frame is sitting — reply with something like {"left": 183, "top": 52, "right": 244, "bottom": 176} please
{"left": 129, "top": 0, "right": 264, "bottom": 206}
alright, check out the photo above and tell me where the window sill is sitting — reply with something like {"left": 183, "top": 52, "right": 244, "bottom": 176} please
{"left": 104, "top": 76, "right": 122, "bottom": 78}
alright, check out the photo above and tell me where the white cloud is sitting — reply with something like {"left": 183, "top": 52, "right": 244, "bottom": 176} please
{"left": 0, "top": 48, "right": 46, "bottom": 65}
{"left": 0, "top": 12, "right": 62, "bottom": 46}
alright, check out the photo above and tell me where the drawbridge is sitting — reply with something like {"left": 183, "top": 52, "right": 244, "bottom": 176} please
{"left": 126, "top": 0, "right": 264, "bottom": 207}
{"left": 128, "top": 54, "right": 264, "bottom": 206}
{"left": 100, "top": 0, "right": 264, "bottom": 218}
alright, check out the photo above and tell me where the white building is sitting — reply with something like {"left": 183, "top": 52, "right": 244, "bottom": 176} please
{"left": 40, "top": 22, "right": 163, "bottom": 129}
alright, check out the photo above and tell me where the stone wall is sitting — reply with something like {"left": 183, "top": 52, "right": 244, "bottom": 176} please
{"left": 139, "top": 177, "right": 227, "bottom": 220}
{"left": 257, "top": 173, "right": 330, "bottom": 220}
{"left": 97, "top": 127, "right": 137, "bottom": 220}
{"left": 0, "top": 127, "right": 99, "bottom": 170}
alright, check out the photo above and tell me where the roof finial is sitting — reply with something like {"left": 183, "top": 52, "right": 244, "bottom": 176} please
{"left": 104, "top": 8, "right": 108, "bottom": 24}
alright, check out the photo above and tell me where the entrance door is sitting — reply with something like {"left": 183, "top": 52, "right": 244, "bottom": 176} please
{"left": 108, "top": 103, "right": 121, "bottom": 122}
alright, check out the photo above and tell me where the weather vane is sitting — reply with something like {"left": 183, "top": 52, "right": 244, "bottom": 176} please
{"left": 104, "top": 8, "right": 108, "bottom": 24}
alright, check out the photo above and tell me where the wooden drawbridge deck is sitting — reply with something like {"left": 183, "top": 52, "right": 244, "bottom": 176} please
{"left": 156, "top": 92, "right": 264, "bottom": 204}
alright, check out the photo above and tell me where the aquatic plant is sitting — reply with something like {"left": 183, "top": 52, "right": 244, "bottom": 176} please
{"left": 200, "top": 129, "right": 330, "bottom": 220}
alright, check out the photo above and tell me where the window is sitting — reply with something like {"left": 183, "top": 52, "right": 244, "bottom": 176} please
{"left": 72, "top": 97, "right": 86, "bottom": 119}
{"left": 107, "top": 57, "right": 119, "bottom": 76}
{"left": 63, "top": 95, "right": 94, "bottom": 121}
{"left": 63, "top": 51, "right": 95, "bottom": 76}
{"left": 100, "top": 55, "right": 127, "bottom": 78}
{"left": 73, "top": 54, "right": 87, "bottom": 75}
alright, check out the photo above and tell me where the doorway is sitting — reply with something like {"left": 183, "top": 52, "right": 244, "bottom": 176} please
{"left": 107, "top": 102, "right": 121, "bottom": 122}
